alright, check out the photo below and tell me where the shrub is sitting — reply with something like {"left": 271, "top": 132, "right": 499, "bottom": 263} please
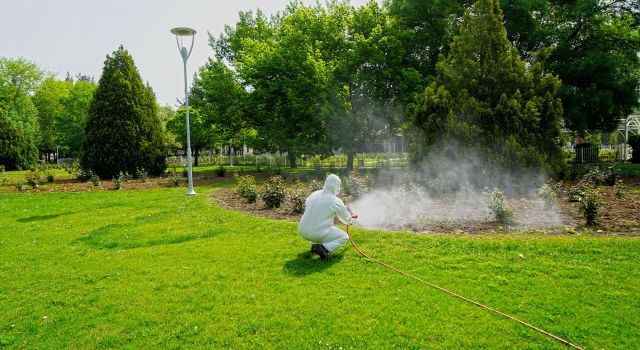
{"left": 76, "top": 169, "right": 95, "bottom": 182}
{"left": 235, "top": 174, "right": 258, "bottom": 203}
{"left": 343, "top": 174, "right": 368, "bottom": 198}
{"left": 289, "top": 182, "right": 307, "bottom": 214}
{"left": 216, "top": 166, "right": 226, "bottom": 177}
{"left": 135, "top": 167, "right": 149, "bottom": 182}
{"left": 567, "top": 178, "right": 590, "bottom": 202}
{"left": 579, "top": 186, "right": 600, "bottom": 226}
{"left": 36, "top": 163, "right": 48, "bottom": 172}
{"left": 112, "top": 175, "right": 123, "bottom": 190}
{"left": 90, "top": 174, "right": 101, "bottom": 187}
{"left": 486, "top": 188, "right": 515, "bottom": 224}
{"left": 584, "top": 165, "right": 605, "bottom": 186}
{"left": 122, "top": 171, "right": 133, "bottom": 181}
{"left": 537, "top": 183, "right": 557, "bottom": 210}
{"left": 563, "top": 150, "right": 576, "bottom": 164}
{"left": 613, "top": 179, "right": 625, "bottom": 199}
{"left": 46, "top": 172, "right": 55, "bottom": 183}
{"left": 16, "top": 183, "right": 26, "bottom": 191}
{"left": 599, "top": 149, "right": 616, "bottom": 163}
{"left": 603, "top": 162, "right": 619, "bottom": 186}
{"left": 169, "top": 166, "right": 180, "bottom": 187}
{"left": 261, "top": 176, "right": 286, "bottom": 208}
{"left": 308, "top": 179, "right": 323, "bottom": 192}
{"left": 0, "top": 165, "right": 5, "bottom": 173}
{"left": 25, "top": 171, "right": 41, "bottom": 189}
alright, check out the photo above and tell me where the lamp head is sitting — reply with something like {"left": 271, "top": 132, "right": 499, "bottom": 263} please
{"left": 170, "top": 27, "right": 196, "bottom": 36}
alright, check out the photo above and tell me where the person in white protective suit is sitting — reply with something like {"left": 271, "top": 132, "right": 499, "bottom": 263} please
{"left": 298, "top": 174, "right": 356, "bottom": 260}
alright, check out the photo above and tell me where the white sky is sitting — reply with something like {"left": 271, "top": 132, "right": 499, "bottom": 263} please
{"left": 0, "top": 0, "right": 376, "bottom": 106}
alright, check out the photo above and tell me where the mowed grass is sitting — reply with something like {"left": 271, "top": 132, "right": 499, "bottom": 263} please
{"left": 1, "top": 185, "right": 639, "bottom": 349}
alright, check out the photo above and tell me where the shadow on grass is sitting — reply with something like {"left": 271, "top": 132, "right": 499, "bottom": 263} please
{"left": 17, "top": 211, "right": 76, "bottom": 222}
{"left": 77, "top": 223, "right": 222, "bottom": 250}
{"left": 283, "top": 250, "right": 344, "bottom": 276}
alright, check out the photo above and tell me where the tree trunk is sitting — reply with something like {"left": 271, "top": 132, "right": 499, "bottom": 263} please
{"left": 194, "top": 147, "right": 200, "bottom": 167}
{"left": 288, "top": 153, "right": 297, "bottom": 168}
{"left": 346, "top": 152, "right": 355, "bottom": 171}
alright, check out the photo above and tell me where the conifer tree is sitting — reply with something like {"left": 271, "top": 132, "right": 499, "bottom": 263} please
{"left": 407, "top": 0, "right": 565, "bottom": 177}
{"left": 82, "top": 46, "right": 166, "bottom": 178}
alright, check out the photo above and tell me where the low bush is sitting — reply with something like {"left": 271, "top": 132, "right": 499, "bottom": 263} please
{"left": 112, "top": 176, "right": 123, "bottom": 190}
{"left": 563, "top": 150, "right": 576, "bottom": 164}
{"left": 235, "top": 174, "right": 258, "bottom": 203}
{"left": 261, "top": 176, "right": 286, "bottom": 209}
{"left": 343, "top": 173, "right": 368, "bottom": 198}
{"left": 90, "top": 174, "right": 101, "bottom": 187}
{"left": 76, "top": 169, "right": 95, "bottom": 182}
{"left": 614, "top": 179, "right": 624, "bottom": 199}
{"left": 25, "top": 171, "right": 41, "bottom": 189}
{"left": 216, "top": 166, "right": 226, "bottom": 177}
{"left": 289, "top": 181, "right": 307, "bottom": 214}
{"left": 486, "top": 188, "right": 515, "bottom": 224}
{"left": 0, "top": 165, "right": 5, "bottom": 173}
{"left": 46, "top": 172, "right": 55, "bottom": 183}
{"left": 599, "top": 149, "right": 618, "bottom": 163}
{"left": 537, "top": 183, "right": 557, "bottom": 210}
{"left": 579, "top": 186, "right": 600, "bottom": 226}
{"left": 16, "top": 183, "right": 25, "bottom": 191}
{"left": 168, "top": 166, "right": 180, "bottom": 187}
{"left": 603, "top": 162, "right": 619, "bottom": 186}
{"left": 136, "top": 167, "right": 149, "bottom": 182}
{"left": 568, "top": 178, "right": 590, "bottom": 202}
{"left": 584, "top": 165, "right": 605, "bottom": 186}
{"left": 308, "top": 179, "right": 323, "bottom": 192}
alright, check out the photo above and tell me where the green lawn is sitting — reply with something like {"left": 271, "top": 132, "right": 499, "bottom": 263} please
{"left": 619, "top": 163, "right": 640, "bottom": 176}
{"left": 1, "top": 185, "right": 639, "bottom": 349}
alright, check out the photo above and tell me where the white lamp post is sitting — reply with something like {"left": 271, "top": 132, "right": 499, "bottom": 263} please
{"left": 171, "top": 27, "right": 197, "bottom": 195}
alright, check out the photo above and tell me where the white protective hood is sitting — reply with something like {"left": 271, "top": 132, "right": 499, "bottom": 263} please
{"left": 322, "top": 174, "right": 341, "bottom": 195}
{"left": 298, "top": 174, "right": 352, "bottom": 239}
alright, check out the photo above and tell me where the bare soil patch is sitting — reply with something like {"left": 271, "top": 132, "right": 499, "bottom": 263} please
{"left": 210, "top": 178, "right": 640, "bottom": 236}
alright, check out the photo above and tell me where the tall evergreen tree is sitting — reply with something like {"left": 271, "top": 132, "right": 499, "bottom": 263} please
{"left": 82, "top": 46, "right": 166, "bottom": 178}
{"left": 407, "top": 0, "right": 565, "bottom": 177}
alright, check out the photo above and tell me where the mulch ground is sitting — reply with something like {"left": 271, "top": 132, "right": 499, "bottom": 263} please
{"left": 6, "top": 171, "right": 638, "bottom": 236}
{"left": 210, "top": 177, "right": 640, "bottom": 236}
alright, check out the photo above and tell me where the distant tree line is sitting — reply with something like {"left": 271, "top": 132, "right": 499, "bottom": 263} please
{"left": 1, "top": 0, "right": 638, "bottom": 176}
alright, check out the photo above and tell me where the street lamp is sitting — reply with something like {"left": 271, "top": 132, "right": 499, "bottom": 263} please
{"left": 171, "top": 27, "right": 197, "bottom": 195}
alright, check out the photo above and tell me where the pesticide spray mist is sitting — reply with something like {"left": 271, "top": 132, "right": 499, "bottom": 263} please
{"left": 348, "top": 141, "right": 565, "bottom": 232}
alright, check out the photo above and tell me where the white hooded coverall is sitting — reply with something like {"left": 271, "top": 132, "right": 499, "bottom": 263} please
{"left": 298, "top": 174, "right": 353, "bottom": 252}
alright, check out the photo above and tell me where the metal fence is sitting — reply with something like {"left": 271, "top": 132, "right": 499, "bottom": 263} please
{"left": 563, "top": 144, "right": 628, "bottom": 164}
{"left": 166, "top": 152, "right": 410, "bottom": 168}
